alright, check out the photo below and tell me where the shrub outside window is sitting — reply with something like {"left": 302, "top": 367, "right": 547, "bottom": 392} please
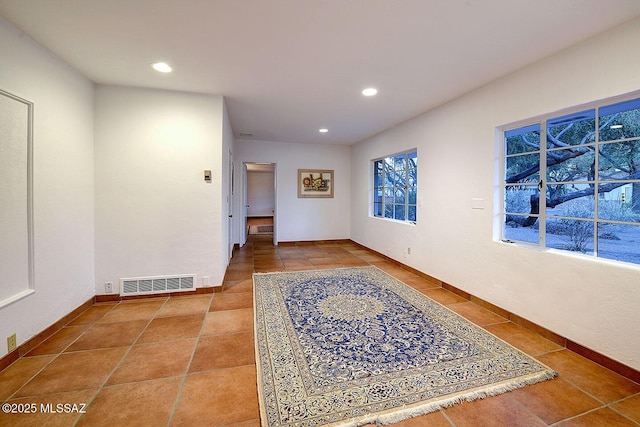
{"left": 373, "top": 150, "right": 417, "bottom": 223}
{"left": 502, "top": 96, "right": 640, "bottom": 265}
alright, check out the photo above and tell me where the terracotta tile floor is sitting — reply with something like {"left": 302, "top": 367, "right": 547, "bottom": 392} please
{"left": 1, "top": 236, "right": 639, "bottom": 426}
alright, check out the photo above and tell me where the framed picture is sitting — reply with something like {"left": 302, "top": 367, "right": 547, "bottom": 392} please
{"left": 297, "top": 169, "right": 334, "bottom": 198}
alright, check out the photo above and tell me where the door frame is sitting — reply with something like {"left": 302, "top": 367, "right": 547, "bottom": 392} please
{"left": 228, "top": 149, "right": 234, "bottom": 260}
{"left": 242, "top": 162, "right": 277, "bottom": 246}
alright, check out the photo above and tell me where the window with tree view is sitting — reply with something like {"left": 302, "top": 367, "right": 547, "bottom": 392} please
{"left": 373, "top": 150, "right": 417, "bottom": 223}
{"left": 503, "top": 96, "right": 640, "bottom": 265}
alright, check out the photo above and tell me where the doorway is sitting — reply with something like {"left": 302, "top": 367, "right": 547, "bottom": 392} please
{"left": 242, "top": 162, "right": 276, "bottom": 246}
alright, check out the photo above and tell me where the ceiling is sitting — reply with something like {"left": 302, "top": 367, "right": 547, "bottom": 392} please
{"left": 2, "top": 1, "right": 640, "bottom": 146}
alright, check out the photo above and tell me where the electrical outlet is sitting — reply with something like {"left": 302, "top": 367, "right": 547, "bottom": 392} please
{"left": 105, "top": 281, "right": 113, "bottom": 293}
{"left": 7, "top": 333, "right": 17, "bottom": 352}
{"left": 407, "top": 247, "right": 411, "bottom": 255}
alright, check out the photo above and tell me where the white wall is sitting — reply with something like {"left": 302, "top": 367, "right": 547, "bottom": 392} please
{"left": 247, "top": 171, "right": 275, "bottom": 217}
{"left": 0, "top": 18, "right": 95, "bottom": 357}
{"left": 94, "top": 85, "right": 227, "bottom": 292}
{"left": 351, "top": 18, "right": 640, "bottom": 370}
{"left": 234, "top": 140, "right": 350, "bottom": 243}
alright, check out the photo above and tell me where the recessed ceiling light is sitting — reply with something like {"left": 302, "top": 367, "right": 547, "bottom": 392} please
{"left": 152, "top": 62, "right": 172, "bottom": 73}
{"left": 362, "top": 88, "right": 378, "bottom": 96}
{"left": 319, "top": 128, "right": 329, "bottom": 133}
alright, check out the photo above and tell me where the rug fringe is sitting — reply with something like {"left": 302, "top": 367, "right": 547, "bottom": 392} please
{"left": 333, "top": 370, "right": 557, "bottom": 427}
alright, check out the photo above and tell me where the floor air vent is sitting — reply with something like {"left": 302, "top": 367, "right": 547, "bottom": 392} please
{"left": 120, "top": 274, "right": 195, "bottom": 296}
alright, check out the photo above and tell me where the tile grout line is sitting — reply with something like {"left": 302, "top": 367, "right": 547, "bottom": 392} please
{"left": 4, "top": 302, "right": 123, "bottom": 403}
{"left": 547, "top": 403, "right": 640, "bottom": 426}
{"left": 166, "top": 293, "right": 215, "bottom": 426}
{"left": 546, "top": 382, "right": 640, "bottom": 426}
{"left": 72, "top": 298, "right": 169, "bottom": 426}
{"left": 438, "top": 408, "right": 457, "bottom": 426}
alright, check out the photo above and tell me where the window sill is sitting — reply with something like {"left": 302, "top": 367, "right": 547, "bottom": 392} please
{"left": 496, "top": 239, "right": 640, "bottom": 271}
{"left": 371, "top": 215, "right": 416, "bottom": 226}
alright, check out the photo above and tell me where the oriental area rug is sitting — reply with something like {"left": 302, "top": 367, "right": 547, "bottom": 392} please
{"left": 253, "top": 266, "right": 556, "bottom": 427}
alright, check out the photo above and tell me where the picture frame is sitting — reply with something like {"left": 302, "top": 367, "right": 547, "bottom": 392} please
{"left": 297, "top": 169, "right": 334, "bottom": 198}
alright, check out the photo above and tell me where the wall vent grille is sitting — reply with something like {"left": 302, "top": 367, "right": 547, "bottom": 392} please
{"left": 120, "top": 274, "right": 195, "bottom": 296}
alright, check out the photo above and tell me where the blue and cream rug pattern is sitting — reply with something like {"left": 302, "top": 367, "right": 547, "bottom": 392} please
{"left": 253, "top": 266, "right": 555, "bottom": 427}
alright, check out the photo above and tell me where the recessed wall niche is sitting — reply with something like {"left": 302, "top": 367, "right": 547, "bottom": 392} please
{"left": 0, "top": 89, "right": 34, "bottom": 306}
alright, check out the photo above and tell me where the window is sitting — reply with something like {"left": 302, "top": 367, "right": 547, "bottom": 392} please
{"left": 373, "top": 150, "right": 417, "bottom": 223}
{"left": 502, "top": 96, "right": 640, "bottom": 265}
